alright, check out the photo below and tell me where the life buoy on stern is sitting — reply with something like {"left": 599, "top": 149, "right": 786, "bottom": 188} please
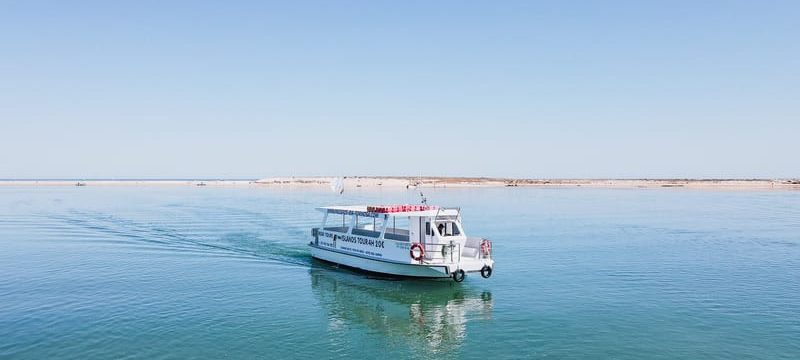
{"left": 480, "top": 239, "right": 492, "bottom": 257}
{"left": 410, "top": 243, "right": 425, "bottom": 261}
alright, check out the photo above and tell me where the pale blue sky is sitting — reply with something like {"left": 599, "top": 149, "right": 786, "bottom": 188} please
{"left": 1, "top": 1, "right": 797, "bottom": 179}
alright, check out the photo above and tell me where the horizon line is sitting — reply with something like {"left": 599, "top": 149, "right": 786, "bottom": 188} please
{"left": 1, "top": 176, "right": 797, "bottom": 182}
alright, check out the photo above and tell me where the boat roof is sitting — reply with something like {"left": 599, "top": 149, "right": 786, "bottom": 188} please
{"left": 317, "top": 205, "right": 458, "bottom": 218}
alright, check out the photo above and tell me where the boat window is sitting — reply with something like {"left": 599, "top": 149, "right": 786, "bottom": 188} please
{"left": 436, "top": 221, "right": 461, "bottom": 237}
{"left": 323, "top": 213, "right": 350, "bottom": 233}
{"left": 352, "top": 215, "right": 383, "bottom": 238}
{"left": 425, "top": 221, "right": 431, "bottom": 236}
{"left": 385, "top": 216, "right": 410, "bottom": 241}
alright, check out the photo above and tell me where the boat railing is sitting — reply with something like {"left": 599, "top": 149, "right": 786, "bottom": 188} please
{"left": 321, "top": 226, "right": 350, "bottom": 233}
{"left": 421, "top": 242, "right": 461, "bottom": 265}
{"left": 352, "top": 228, "right": 381, "bottom": 238}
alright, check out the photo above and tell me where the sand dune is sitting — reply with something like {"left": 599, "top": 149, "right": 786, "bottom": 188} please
{"left": 253, "top": 177, "right": 800, "bottom": 190}
{"left": 2, "top": 177, "right": 798, "bottom": 190}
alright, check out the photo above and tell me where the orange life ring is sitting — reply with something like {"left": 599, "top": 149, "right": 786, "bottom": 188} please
{"left": 410, "top": 243, "right": 425, "bottom": 261}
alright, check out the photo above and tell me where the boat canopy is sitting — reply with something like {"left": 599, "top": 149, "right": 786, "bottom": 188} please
{"left": 316, "top": 205, "right": 458, "bottom": 218}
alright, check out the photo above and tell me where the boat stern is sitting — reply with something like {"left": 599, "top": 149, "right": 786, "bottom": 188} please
{"left": 454, "top": 257, "right": 493, "bottom": 274}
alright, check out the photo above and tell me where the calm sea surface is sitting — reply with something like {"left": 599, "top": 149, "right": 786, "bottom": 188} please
{"left": 1, "top": 186, "right": 799, "bottom": 359}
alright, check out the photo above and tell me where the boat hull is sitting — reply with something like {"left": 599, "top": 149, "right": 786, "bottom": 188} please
{"left": 309, "top": 244, "right": 452, "bottom": 278}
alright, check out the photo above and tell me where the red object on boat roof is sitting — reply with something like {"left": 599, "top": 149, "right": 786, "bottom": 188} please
{"left": 367, "top": 204, "right": 438, "bottom": 213}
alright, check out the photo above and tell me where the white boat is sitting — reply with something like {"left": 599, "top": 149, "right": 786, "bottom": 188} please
{"left": 309, "top": 204, "right": 494, "bottom": 282}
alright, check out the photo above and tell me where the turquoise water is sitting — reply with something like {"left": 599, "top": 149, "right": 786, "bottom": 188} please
{"left": 1, "top": 186, "right": 799, "bottom": 359}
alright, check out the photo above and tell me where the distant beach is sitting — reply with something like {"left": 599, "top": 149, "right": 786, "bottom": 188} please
{"left": 1, "top": 177, "right": 799, "bottom": 191}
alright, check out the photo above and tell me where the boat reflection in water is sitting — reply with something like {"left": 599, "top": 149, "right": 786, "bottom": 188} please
{"left": 309, "top": 261, "right": 493, "bottom": 355}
